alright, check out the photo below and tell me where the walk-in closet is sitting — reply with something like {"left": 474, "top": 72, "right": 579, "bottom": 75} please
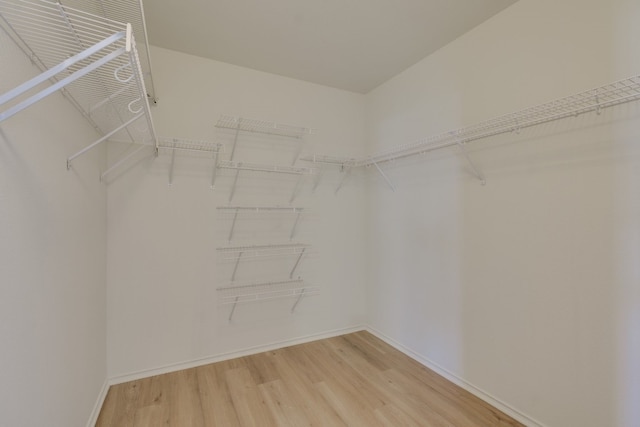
{"left": 1, "top": 0, "right": 639, "bottom": 426}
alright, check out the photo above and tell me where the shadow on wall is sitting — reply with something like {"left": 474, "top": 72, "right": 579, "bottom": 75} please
{"left": 459, "top": 101, "right": 640, "bottom": 427}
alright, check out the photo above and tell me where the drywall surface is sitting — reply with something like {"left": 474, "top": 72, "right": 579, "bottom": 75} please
{"left": 365, "top": 0, "right": 640, "bottom": 426}
{"left": 106, "top": 46, "right": 367, "bottom": 378}
{"left": 0, "top": 32, "right": 107, "bottom": 427}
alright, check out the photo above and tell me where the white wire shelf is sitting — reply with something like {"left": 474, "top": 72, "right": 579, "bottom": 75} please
{"left": 217, "top": 279, "right": 319, "bottom": 306}
{"left": 217, "top": 243, "right": 310, "bottom": 261}
{"left": 158, "top": 137, "right": 222, "bottom": 154}
{"left": 216, "top": 114, "right": 315, "bottom": 139}
{"left": 218, "top": 278, "right": 319, "bottom": 320}
{"left": 217, "top": 206, "right": 304, "bottom": 242}
{"left": 57, "top": 0, "right": 156, "bottom": 102}
{"left": 218, "top": 160, "right": 313, "bottom": 175}
{"left": 0, "top": 0, "right": 157, "bottom": 170}
{"left": 217, "top": 206, "right": 303, "bottom": 213}
{"left": 156, "top": 137, "right": 222, "bottom": 186}
{"left": 299, "top": 154, "right": 357, "bottom": 167}
{"left": 302, "top": 74, "right": 640, "bottom": 185}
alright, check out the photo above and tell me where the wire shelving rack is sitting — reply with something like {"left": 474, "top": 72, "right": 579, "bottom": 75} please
{"left": 302, "top": 75, "right": 640, "bottom": 189}
{"left": 0, "top": 0, "right": 157, "bottom": 171}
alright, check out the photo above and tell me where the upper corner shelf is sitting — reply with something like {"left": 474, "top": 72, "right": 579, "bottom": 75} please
{"left": 56, "top": 0, "right": 157, "bottom": 103}
{"left": 0, "top": 0, "right": 157, "bottom": 168}
{"left": 216, "top": 115, "right": 315, "bottom": 139}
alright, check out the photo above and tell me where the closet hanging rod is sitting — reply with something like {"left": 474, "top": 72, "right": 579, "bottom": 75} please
{"left": 0, "top": 30, "right": 126, "bottom": 121}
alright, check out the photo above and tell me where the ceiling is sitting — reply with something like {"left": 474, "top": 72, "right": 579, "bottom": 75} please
{"left": 143, "top": 0, "right": 517, "bottom": 94}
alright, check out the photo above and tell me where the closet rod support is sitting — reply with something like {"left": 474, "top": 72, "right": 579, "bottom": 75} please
{"left": 67, "top": 112, "right": 143, "bottom": 170}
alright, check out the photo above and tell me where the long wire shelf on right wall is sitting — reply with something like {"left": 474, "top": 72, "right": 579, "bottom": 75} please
{"left": 301, "top": 74, "right": 640, "bottom": 189}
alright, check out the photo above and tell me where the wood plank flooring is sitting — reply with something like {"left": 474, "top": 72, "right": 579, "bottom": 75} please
{"left": 96, "top": 331, "right": 524, "bottom": 426}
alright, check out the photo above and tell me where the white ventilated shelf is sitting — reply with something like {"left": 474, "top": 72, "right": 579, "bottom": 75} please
{"left": 0, "top": 0, "right": 157, "bottom": 170}
{"left": 218, "top": 160, "right": 313, "bottom": 175}
{"left": 217, "top": 206, "right": 303, "bottom": 213}
{"left": 217, "top": 206, "right": 304, "bottom": 242}
{"left": 218, "top": 278, "right": 319, "bottom": 320}
{"left": 302, "top": 75, "right": 640, "bottom": 188}
{"left": 216, "top": 115, "right": 315, "bottom": 139}
{"left": 217, "top": 279, "right": 319, "bottom": 306}
{"left": 217, "top": 243, "right": 310, "bottom": 261}
{"left": 158, "top": 137, "right": 222, "bottom": 154}
{"left": 55, "top": 0, "right": 156, "bottom": 102}
{"left": 298, "top": 154, "right": 356, "bottom": 167}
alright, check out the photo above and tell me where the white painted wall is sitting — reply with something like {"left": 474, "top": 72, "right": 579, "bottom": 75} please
{"left": 0, "top": 32, "right": 107, "bottom": 427}
{"left": 106, "top": 47, "right": 367, "bottom": 379}
{"left": 365, "top": 0, "right": 640, "bottom": 426}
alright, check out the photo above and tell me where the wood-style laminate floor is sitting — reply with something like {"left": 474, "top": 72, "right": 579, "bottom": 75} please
{"left": 96, "top": 331, "right": 524, "bottom": 426}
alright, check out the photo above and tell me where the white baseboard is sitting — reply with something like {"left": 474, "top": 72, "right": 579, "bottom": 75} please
{"left": 86, "top": 379, "right": 109, "bottom": 427}
{"left": 365, "top": 325, "right": 548, "bottom": 427}
{"left": 108, "top": 324, "right": 366, "bottom": 385}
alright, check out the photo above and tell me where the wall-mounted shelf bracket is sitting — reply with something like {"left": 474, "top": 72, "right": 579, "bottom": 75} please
{"left": 211, "top": 151, "right": 219, "bottom": 189}
{"left": 312, "top": 168, "right": 324, "bottom": 193}
{"left": 229, "top": 166, "right": 242, "bottom": 202}
{"left": 290, "top": 174, "right": 304, "bottom": 204}
{"left": 227, "top": 209, "right": 240, "bottom": 242}
{"left": 290, "top": 210, "right": 302, "bottom": 240}
{"left": 168, "top": 142, "right": 177, "bottom": 185}
{"left": 335, "top": 166, "right": 352, "bottom": 194}
{"left": 373, "top": 162, "right": 396, "bottom": 192}
{"left": 456, "top": 142, "right": 486, "bottom": 185}
{"left": 228, "top": 297, "right": 239, "bottom": 321}
{"left": 230, "top": 251, "right": 243, "bottom": 282}
{"left": 67, "top": 113, "right": 143, "bottom": 170}
{"left": 229, "top": 125, "right": 241, "bottom": 161}
{"left": 289, "top": 247, "right": 306, "bottom": 279}
{"left": 100, "top": 143, "right": 151, "bottom": 182}
{"left": 291, "top": 288, "right": 306, "bottom": 313}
